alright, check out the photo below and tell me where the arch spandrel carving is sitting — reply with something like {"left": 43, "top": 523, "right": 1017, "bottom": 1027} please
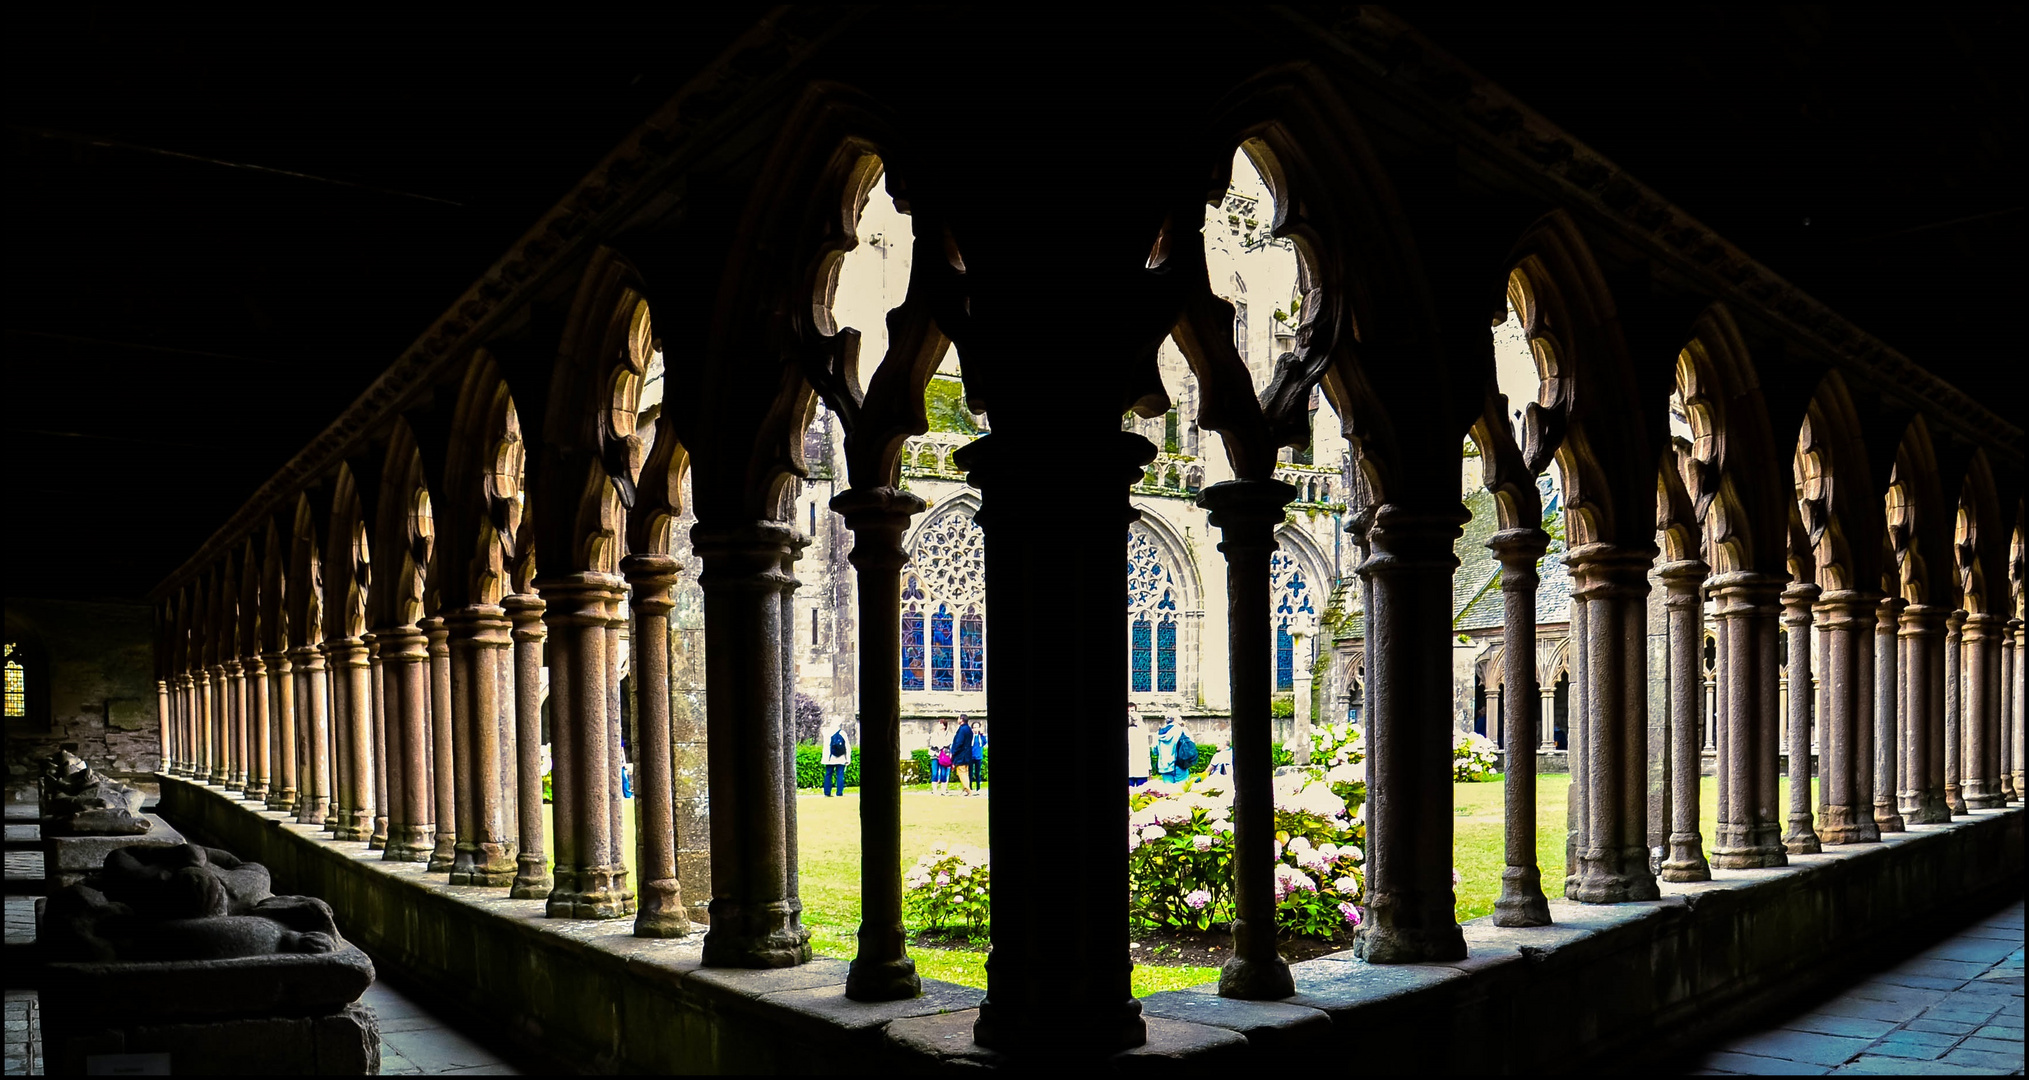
{"left": 1955, "top": 450, "right": 2007, "bottom": 615}
{"left": 1676, "top": 305, "right": 1788, "bottom": 575}
{"left": 1793, "top": 371, "right": 1882, "bottom": 593}
{"left": 444, "top": 352, "right": 537, "bottom": 604}
{"left": 369, "top": 421, "right": 437, "bottom": 630}
{"left": 1887, "top": 416, "right": 1950, "bottom": 606}
{"left": 259, "top": 518, "right": 289, "bottom": 655}
{"left": 324, "top": 464, "right": 374, "bottom": 642}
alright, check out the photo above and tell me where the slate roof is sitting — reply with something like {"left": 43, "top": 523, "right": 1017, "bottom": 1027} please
{"left": 1330, "top": 485, "right": 1571, "bottom": 643}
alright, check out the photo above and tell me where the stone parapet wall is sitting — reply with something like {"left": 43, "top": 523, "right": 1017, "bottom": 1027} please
{"left": 158, "top": 776, "right": 2022, "bottom": 1073}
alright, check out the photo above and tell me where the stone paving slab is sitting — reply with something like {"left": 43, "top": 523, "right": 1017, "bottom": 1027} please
{"left": 1688, "top": 899, "right": 2027, "bottom": 1076}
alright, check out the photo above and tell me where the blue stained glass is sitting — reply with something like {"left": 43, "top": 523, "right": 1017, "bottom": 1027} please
{"left": 931, "top": 604, "right": 955, "bottom": 691}
{"left": 902, "top": 610, "right": 924, "bottom": 691}
{"left": 1131, "top": 617, "right": 1153, "bottom": 693}
{"left": 1275, "top": 621, "right": 1294, "bottom": 691}
{"left": 959, "top": 611, "right": 984, "bottom": 691}
{"left": 1156, "top": 619, "right": 1176, "bottom": 693}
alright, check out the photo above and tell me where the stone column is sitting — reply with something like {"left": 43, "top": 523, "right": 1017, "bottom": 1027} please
{"left": 1962, "top": 612, "right": 2006, "bottom": 808}
{"left": 1781, "top": 582, "right": 1821, "bottom": 853}
{"left": 201, "top": 665, "right": 222, "bottom": 783}
{"left": 1900, "top": 604, "right": 1951, "bottom": 823}
{"left": 290, "top": 646, "right": 330, "bottom": 824}
{"left": 606, "top": 592, "right": 631, "bottom": 913}
{"left": 324, "top": 637, "right": 372, "bottom": 840}
{"left": 538, "top": 573, "right": 633, "bottom": 918}
{"left": 224, "top": 659, "right": 247, "bottom": 791}
{"left": 1944, "top": 609, "right": 1968, "bottom": 814}
{"left": 1354, "top": 505, "right": 1472, "bottom": 956}
{"left": 264, "top": 651, "right": 296, "bottom": 812}
{"left": 1871, "top": 597, "right": 1906, "bottom": 832}
{"left": 695, "top": 523, "right": 803, "bottom": 957}
{"left": 448, "top": 605, "right": 517, "bottom": 885}
{"left": 829, "top": 489, "right": 923, "bottom": 998}
{"left": 379, "top": 625, "right": 436, "bottom": 862}
{"left": 958, "top": 429, "right": 1147, "bottom": 1053}
{"left": 623, "top": 553, "right": 689, "bottom": 938}
{"left": 1564, "top": 544, "right": 1665, "bottom": 899}
{"left": 154, "top": 678, "right": 171, "bottom": 776}
{"left": 2004, "top": 617, "right": 2020, "bottom": 799}
{"left": 244, "top": 653, "right": 271, "bottom": 802}
{"left": 505, "top": 594, "right": 551, "bottom": 899}
{"left": 2002, "top": 618, "right": 2017, "bottom": 802}
{"left": 1539, "top": 685, "right": 1557, "bottom": 752}
{"left": 424, "top": 617, "right": 458, "bottom": 871}
{"left": 1490, "top": 527, "right": 1555, "bottom": 921}
{"left": 1814, "top": 592, "right": 1878, "bottom": 843}
{"left": 1199, "top": 478, "right": 1300, "bottom": 994}
{"left": 1709, "top": 572, "right": 1787, "bottom": 869}
{"left": 368, "top": 634, "right": 391, "bottom": 849}
{"left": 1660, "top": 559, "right": 1713, "bottom": 878}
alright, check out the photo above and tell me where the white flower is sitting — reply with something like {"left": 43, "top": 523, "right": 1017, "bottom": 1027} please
{"left": 1191, "top": 834, "right": 1213, "bottom": 852}
{"left": 1334, "top": 875, "right": 1358, "bottom": 893}
{"left": 1141, "top": 825, "right": 1168, "bottom": 842}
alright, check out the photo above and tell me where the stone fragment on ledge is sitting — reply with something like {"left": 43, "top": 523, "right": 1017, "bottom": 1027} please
{"left": 38, "top": 751, "right": 151, "bottom": 837}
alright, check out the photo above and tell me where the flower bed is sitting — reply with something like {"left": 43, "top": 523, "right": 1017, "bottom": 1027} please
{"left": 1453, "top": 731, "right": 1498, "bottom": 781}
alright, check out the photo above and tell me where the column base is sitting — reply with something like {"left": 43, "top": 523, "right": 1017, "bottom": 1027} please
{"left": 449, "top": 845, "right": 519, "bottom": 887}
{"left": 333, "top": 810, "right": 373, "bottom": 843}
{"left": 546, "top": 866, "right": 634, "bottom": 919}
{"left": 1908, "top": 795, "right": 1953, "bottom": 823}
{"left": 635, "top": 880, "right": 691, "bottom": 939}
{"left": 1782, "top": 816, "right": 1822, "bottom": 855}
{"left": 701, "top": 899, "right": 811, "bottom": 966}
{"left": 1946, "top": 784, "right": 1968, "bottom": 815}
{"left": 266, "top": 790, "right": 296, "bottom": 813}
{"left": 1962, "top": 781, "right": 2004, "bottom": 810}
{"left": 383, "top": 826, "right": 435, "bottom": 863}
{"left": 1873, "top": 802, "right": 1907, "bottom": 832}
{"left": 1493, "top": 865, "right": 1553, "bottom": 926}
{"left": 370, "top": 816, "right": 389, "bottom": 849}
{"left": 243, "top": 782, "right": 268, "bottom": 803}
{"left": 974, "top": 998, "right": 1146, "bottom": 1059}
{"left": 1711, "top": 825, "right": 1787, "bottom": 869}
{"left": 1661, "top": 833, "right": 1713, "bottom": 882}
{"left": 845, "top": 956, "right": 921, "bottom": 1002}
{"left": 427, "top": 834, "right": 458, "bottom": 872}
{"left": 1818, "top": 807, "right": 1880, "bottom": 844}
{"left": 511, "top": 854, "right": 552, "bottom": 900}
{"left": 294, "top": 798, "right": 329, "bottom": 826}
{"left": 1352, "top": 889, "right": 1466, "bottom": 964}
{"left": 1216, "top": 937, "right": 1295, "bottom": 1000}
{"left": 1569, "top": 847, "right": 1662, "bottom": 903}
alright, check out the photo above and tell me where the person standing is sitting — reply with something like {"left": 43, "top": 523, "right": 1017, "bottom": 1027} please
{"left": 950, "top": 713, "right": 976, "bottom": 797}
{"left": 822, "top": 717, "right": 853, "bottom": 797}
{"left": 1152, "top": 712, "right": 1195, "bottom": 784}
{"left": 968, "top": 719, "right": 989, "bottom": 794}
{"left": 930, "top": 720, "right": 953, "bottom": 795}
{"left": 1127, "top": 705, "right": 1150, "bottom": 787}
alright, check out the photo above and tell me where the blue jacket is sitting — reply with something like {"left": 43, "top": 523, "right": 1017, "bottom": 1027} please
{"left": 951, "top": 722, "right": 975, "bottom": 765}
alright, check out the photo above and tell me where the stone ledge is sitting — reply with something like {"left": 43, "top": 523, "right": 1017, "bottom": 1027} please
{"left": 158, "top": 777, "right": 2023, "bottom": 1072}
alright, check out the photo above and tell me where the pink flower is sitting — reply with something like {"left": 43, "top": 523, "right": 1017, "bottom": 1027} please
{"left": 1184, "top": 889, "right": 1212, "bottom": 910}
{"left": 1192, "top": 834, "right": 1213, "bottom": 852}
{"left": 1141, "top": 825, "right": 1168, "bottom": 843}
{"left": 935, "top": 872, "right": 950, "bottom": 887}
{"left": 1451, "top": 869, "right": 1461, "bottom": 888}
{"left": 1339, "top": 901, "right": 1362, "bottom": 927}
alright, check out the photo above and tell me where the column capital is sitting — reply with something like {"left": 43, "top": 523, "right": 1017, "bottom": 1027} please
{"left": 1781, "top": 581, "right": 1821, "bottom": 625}
{"left": 1362, "top": 503, "right": 1469, "bottom": 576}
{"left": 1876, "top": 594, "right": 1908, "bottom": 620}
{"left": 691, "top": 521, "right": 800, "bottom": 589}
{"left": 954, "top": 429, "right": 1154, "bottom": 494}
{"left": 533, "top": 572, "right": 628, "bottom": 626}
{"left": 445, "top": 604, "right": 513, "bottom": 646}
{"left": 1566, "top": 542, "right": 1659, "bottom": 599}
{"left": 420, "top": 616, "right": 451, "bottom": 655}
{"left": 289, "top": 643, "right": 327, "bottom": 670}
{"left": 1960, "top": 610, "right": 2006, "bottom": 639}
{"left": 1899, "top": 603, "right": 1949, "bottom": 634}
{"left": 503, "top": 593, "right": 548, "bottom": 641}
{"left": 1488, "top": 527, "right": 1550, "bottom": 592}
{"left": 1945, "top": 607, "right": 1969, "bottom": 633}
{"left": 241, "top": 653, "right": 267, "bottom": 676}
{"left": 323, "top": 637, "right": 368, "bottom": 667}
{"left": 1709, "top": 570, "right": 1785, "bottom": 614}
{"left": 371, "top": 625, "right": 429, "bottom": 662}
{"left": 830, "top": 487, "right": 926, "bottom": 573}
{"left": 1813, "top": 589, "right": 1878, "bottom": 629}
{"left": 621, "top": 553, "right": 684, "bottom": 614}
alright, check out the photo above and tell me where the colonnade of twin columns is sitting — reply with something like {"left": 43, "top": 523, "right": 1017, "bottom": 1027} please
{"left": 155, "top": 487, "right": 2026, "bottom": 1057}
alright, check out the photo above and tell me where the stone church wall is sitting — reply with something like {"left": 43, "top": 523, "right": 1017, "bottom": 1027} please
{"left": 3, "top": 598, "right": 158, "bottom": 780}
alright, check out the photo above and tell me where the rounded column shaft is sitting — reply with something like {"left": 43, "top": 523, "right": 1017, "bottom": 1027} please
{"left": 291, "top": 646, "right": 331, "bottom": 824}
{"left": 265, "top": 652, "right": 296, "bottom": 811}
{"left": 1873, "top": 597, "right": 1906, "bottom": 831}
{"left": 1900, "top": 604, "right": 1951, "bottom": 823}
{"left": 538, "top": 573, "right": 633, "bottom": 918}
{"left": 506, "top": 595, "right": 551, "bottom": 899}
{"left": 1962, "top": 612, "right": 2006, "bottom": 808}
{"left": 1814, "top": 592, "right": 1878, "bottom": 842}
{"left": 368, "top": 635, "right": 392, "bottom": 848}
{"left": 1661, "top": 559, "right": 1714, "bottom": 878}
{"left": 327, "top": 639, "right": 375, "bottom": 841}
{"left": 244, "top": 654, "right": 271, "bottom": 802}
{"left": 1492, "top": 528, "right": 1555, "bottom": 919}
{"left": 1710, "top": 572, "right": 1788, "bottom": 868}
{"left": 425, "top": 617, "right": 458, "bottom": 871}
{"left": 1200, "top": 478, "right": 1301, "bottom": 992}
{"left": 449, "top": 606, "right": 517, "bottom": 885}
{"left": 829, "top": 490, "right": 922, "bottom": 998}
{"left": 379, "top": 625, "right": 437, "bottom": 862}
{"left": 1944, "top": 610, "right": 1968, "bottom": 814}
{"left": 1566, "top": 544, "right": 1665, "bottom": 898}
{"left": 1781, "top": 582, "right": 1821, "bottom": 853}
{"left": 624, "top": 554, "right": 690, "bottom": 938}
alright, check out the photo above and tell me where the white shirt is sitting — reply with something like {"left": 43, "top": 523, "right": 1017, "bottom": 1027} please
{"left": 1127, "top": 721, "right": 1150, "bottom": 779}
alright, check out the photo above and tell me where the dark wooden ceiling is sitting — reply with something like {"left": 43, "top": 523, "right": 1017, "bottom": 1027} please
{"left": 4, "top": 8, "right": 2020, "bottom": 602}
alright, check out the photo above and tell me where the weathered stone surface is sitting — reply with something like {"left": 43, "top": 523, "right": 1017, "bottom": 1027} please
{"left": 1136, "top": 991, "right": 1330, "bottom": 1052}
{"left": 44, "top": 999, "right": 379, "bottom": 1075}
{"left": 43, "top": 944, "right": 375, "bottom": 1022}
{"left": 38, "top": 752, "right": 151, "bottom": 837}
{"left": 43, "top": 815, "right": 186, "bottom": 889}
{"left": 883, "top": 1008, "right": 1006, "bottom": 1069}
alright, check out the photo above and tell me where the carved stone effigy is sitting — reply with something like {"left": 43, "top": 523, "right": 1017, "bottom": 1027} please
{"left": 38, "top": 842, "right": 380, "bottom": 1074}
{"left": 38, "top": 750, "right": 151, "bottom": 837}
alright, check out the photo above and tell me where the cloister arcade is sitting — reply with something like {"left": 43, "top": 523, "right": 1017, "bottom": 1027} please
{"left": 142, "top": 19, "right": 2021, "bottom": 1065}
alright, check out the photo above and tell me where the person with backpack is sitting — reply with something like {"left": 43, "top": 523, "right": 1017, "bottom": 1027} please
{"left": 950, "top": 714, "right": 977, "bottom": 797}
{"left": 968, "top": 719, "right": 988, "bottom": 793}
{"left": 930, "top": 720, "right": 953, "bottom": 795}
{"left": 1152, "top": 712, "right": 1196, "bottom": 784}
{"left": 822, "top": 718, "right": 853, "bottom": 797}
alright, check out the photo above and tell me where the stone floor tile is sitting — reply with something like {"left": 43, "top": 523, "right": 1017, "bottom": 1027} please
{"left": 1917, "top": 939, "right": 2022, "bottom": 965}
{"left": 1894, "top": 958, "right": 1992, "bottom": 981}
{"left": 1876, "top": 974, "right": 1973, "bottom": 992}
{"left": 1816, "top": 997, "right": 1930, "bottom": 1022}
{"left": 379, "top": 1028, "right": 510, "bottom": 1073}
{"left": 440, "top": 1066, "right": 523, "bottom": 1075}
{"left": 1971, "top": 1024, "right": 2023, "bottom": 1040}
{"left": 1780, "top": 1014, "right": 1899, "bottom": 1040}
{"left": 1939, "top": 1046, "right": 2022, "bottom": 1070}
{"left": 1857, "top": 1035, "right": 1952, "bottom": 1060}
{"left": 1720, "top": 1029, "right": 1872, "bottom": 1067}
{"left": 378, "top": 1047, "right": 424, "bottom": 1075}
{"left": 1696, "top": 1050, "right": 1832, "bottom": 1074}
{"left": 1833, "top": 1054, "right": 1997, "bottom": 1075}
{"left": 1923, "top": 1001, "right": 2003, "bottom": 1021}
{"left": 1955, "top": 1035, "right": 2020, "bottom": 1056}
{"left": 1905, "top": 1017, "right": 1978, "bottom": 1035}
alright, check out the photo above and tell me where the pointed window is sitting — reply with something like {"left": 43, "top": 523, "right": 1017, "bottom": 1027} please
{"left": 959, "top": 608, "right": 984, "bottom": 692}
{"left": 1155, "top": 619, "right": 1177, "bottom": 693}
{"left": 1275, "top": 622, "right": 1295, "bottom": 692}
{"left": 3, "top": 643, "right": 23, "bottom": 718}
{"left": 930, "top": 603, "right": 955, "bottom": 691}
{"left": 901, "top": 607, "right": 925, "bottom": 692}
{"left": 1131, "top": 617, "right": 1153, "bottom": 693}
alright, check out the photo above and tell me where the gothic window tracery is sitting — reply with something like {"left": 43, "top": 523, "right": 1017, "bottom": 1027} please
{"left": 1127, "top": 529, "right": 1180, "bottom": 695}
{"left": 901, "top": 510, "right": 985, "bottom": 694}
{"left": 3, "top": 642, "right": 24, "bottom": 718}
{"left": 1271, "top": 549, "right": 1317, "bottom": 691}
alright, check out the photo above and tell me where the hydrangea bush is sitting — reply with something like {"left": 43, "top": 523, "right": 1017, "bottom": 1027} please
{"left": 903, "top": 844, "right": 991, "bottom": 933}
{"left": 1453, "top": 731, "right": 1499, "bottom": 781}
{"left": 1126, "top": 721, "right": 1369, "bottom": 939}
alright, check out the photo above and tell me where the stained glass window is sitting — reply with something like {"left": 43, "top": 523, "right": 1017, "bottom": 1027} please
{"left": 1131, "top": 617, "right": 1153, "bottom": 693}
{"left": 901, "top": 608, "right": 925, "bottom": 691}
{"left": 3, "top": 643, "right": 23, "bottom": 718}
{"left": 1275, "top": 623, "right": 1294, "bottom": 691}
{"left": 1155, "top": 619, "right": 1177, "bottom": 693}
{"left": 959, "top": 608, "right": 984, "bottom": 691}
{"left": 930, "top": 604, "right": 955, "bottom": 692}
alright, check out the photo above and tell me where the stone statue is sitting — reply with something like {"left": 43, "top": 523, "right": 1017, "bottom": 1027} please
{"left": 42, "top": 843, "right": 341, "bottom": 963}
{"left": 39, "top": 750, "right": 152, "bottom": 836}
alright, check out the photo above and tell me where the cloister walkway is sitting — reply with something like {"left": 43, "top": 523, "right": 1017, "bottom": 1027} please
{"left": 1687, "top": 899, "right": 2025, "bottom": 1075}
